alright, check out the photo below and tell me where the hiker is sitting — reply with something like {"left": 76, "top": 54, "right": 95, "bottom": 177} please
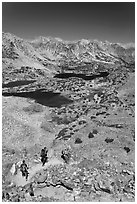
{"left": 61, "top": 149, "right": 71, "bottom": 164}
{"left": 40, "top": 147, "right": 48, "bottom": 166}
{"left": 10, "top": 162, "right": 19, "bottom": 176}
{"left": 29, "top": 183, "right": 34, "bottom": 196}
{"left": 2, "top": 192, "right": 10, "bottom": 201}
{"left": 10, "top": 163, "right": 16, "bottom": 175}
{"left": 20, "top": 160, "right": 29, "bottom": 181}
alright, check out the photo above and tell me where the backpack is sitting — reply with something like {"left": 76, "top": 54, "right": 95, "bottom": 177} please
{"left": 41, "top": 149, "right": 47, "bottom": 157}
{"left": 20, "top": 163, "right": 27, "bottom": 172}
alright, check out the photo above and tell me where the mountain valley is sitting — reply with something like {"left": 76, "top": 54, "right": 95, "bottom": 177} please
{"left": 2, "top": 32, "right": 135, "bottom": 202}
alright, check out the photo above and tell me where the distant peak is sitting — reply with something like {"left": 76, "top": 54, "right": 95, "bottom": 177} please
{"left": 121, "top": 43, "right": 135, "bottom": 49}
{"left": 2, "top": 32, "right": 135, "bottom": 49}
{"left": 54, "top": 37, "right": 63, "bottom": 42}
{"left": 80, "top": 39, "right": 90, "bottom": 44}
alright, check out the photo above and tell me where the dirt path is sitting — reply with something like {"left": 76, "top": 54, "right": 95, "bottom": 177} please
{"left": 12, "top": 158, "right": 63, "bottom": 187}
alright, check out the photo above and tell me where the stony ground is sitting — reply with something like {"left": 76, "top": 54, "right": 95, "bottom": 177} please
{"left": 2, "top": 69, "right": 135, "bottom": 202}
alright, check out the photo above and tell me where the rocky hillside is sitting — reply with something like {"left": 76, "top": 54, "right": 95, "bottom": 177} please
{"left": 2, "top": 32, "right": 135, "bottom": 202}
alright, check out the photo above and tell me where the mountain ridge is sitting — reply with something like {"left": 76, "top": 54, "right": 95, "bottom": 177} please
{"left": 3, "top": 32, "right": 135, "bottom": 62}
{"left": 2, "top": 32, "right": 135, "bottom": 83}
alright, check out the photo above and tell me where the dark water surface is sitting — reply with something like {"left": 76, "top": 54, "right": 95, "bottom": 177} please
{"left": 2, "top": 90, "right": 73, "bottom": 108}
{"left": 2, "top": 80, "right": 36, "bottom": 88}
{"left": 54, "top": 72, "right": 109, "bottom": 80}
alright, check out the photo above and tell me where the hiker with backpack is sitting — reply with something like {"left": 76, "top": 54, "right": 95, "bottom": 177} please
{"left": 40, "top": 147, "right": 48, "bottom": 166}
{"left": 61, "top": 148, "right": 71, "bottom": 164}
{"left": 20, "top": 160, "right": 29, "bottom": 181}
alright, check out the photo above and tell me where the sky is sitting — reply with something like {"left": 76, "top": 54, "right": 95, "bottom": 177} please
{"left": 2, "top": 2, "right": 135, "bottom": 43}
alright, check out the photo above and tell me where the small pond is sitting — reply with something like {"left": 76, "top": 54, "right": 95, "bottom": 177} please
{"left": 54, "top": 72, "right": 109, "bottom": 80}
{"left": 2, "top": 80, "right": 36, "bottom": 88}
{"left": 2, "top": 90, "right": 73, "bottom": 108}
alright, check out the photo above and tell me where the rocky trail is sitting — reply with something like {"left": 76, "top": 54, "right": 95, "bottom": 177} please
{"left": 11, "top": 157, "right": 64, "bottom": 187}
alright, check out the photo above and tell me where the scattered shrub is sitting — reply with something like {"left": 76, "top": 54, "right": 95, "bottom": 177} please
{"left": 91, "top": 116, "right": 96, "bottom": 120}
{"left": 75, "top": 138, "right": 82, "bottom": 144}
{"left": 92, "top": 129, "right": 98, "bottom": 134}
{"left": 79, "top": 120, "right": 86, "bottom": 125}
{"left": 105, "top": 138, "right": 114, "bottom": 143}
{"left": 124, "top": 147, "right": 130, "bottom": 153}
{"left": 88, "top": 132, "right": 94, "bottom": 138}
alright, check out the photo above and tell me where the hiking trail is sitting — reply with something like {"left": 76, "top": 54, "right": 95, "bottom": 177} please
{"left": 11, "top": 157, "right": 63, "bottom": 187}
